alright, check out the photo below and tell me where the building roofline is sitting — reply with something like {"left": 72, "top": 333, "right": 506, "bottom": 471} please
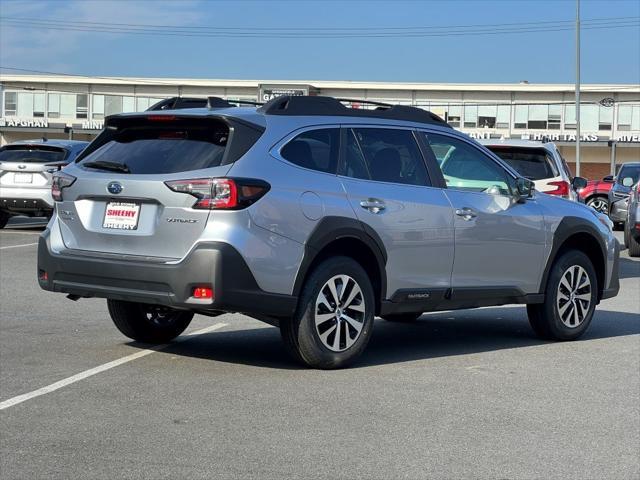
{"left": 0, "top": 74, "right": 638, "bottom": 93}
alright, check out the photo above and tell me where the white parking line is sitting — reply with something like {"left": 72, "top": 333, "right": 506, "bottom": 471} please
{"left": 0, "top": 322, "right": 227, "bottom": 411}
{"left": 1, "top": 231, "right": 43, "bottom": 236}
{"left": 0, "top": 242, "right": 39, "bottom": 250}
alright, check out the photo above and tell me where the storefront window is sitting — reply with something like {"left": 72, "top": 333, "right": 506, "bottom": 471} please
{"left": 76, "top": 94, "right": 88, "bottom": 119}
{"left": 48, "top": 93, "right": 60, "bottom": 118}
{"left": 548, "top": 105, "right": 561, "bottom": 130}
{"left": 447, "top": 105, "right": 461, "bottom": 127}
{"left": 463, "top": 105, "right": 478, "bottom": 128}
{"left": 136, "top": 97, "right": 150, "bottom": 111}
{"left": 527, "top": 104, "right": 548, "bottom": 129}
{"left": 16, "top": 92, "right": 34, "bottom": 117}
{"left": 92, "top": 95, "right": 105, "bottom": 119}
{"left": 564, "top": 105, "right": 576, "bottom": 129}
{"left": 478, "top": 105, "right": 497, "bottom": 128}
{"left": 618, "top": 105, "right": 640, "bottom": 131}
{"left": 496, "top": 105, "right": 510, "bottom": 129}
{"left": 33, "top": 93, "right": 45, "bottom": 118}
{"left": 514, "top": 105, "right": 527, "bottom": 129}
{"left": 105, "top": 95, "right": 123, "bottom": 116}
{"left": 580, "top": 104, "right": 598, "bottom": 131}
{"left": 4, "top": 92, "right": 17, "bottom": 116}
{"left": 122, "top": 96, "right": 136, "bottom": 113}
{"left": 60, "top": 94, "right": 76, "bottom": 118}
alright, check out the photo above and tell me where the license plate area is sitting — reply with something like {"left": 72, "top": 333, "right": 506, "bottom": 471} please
{"left": 13, "top": 173, "right": 33, "bottom": 184}
{"left": 103, "top": 202, "right": 141, "bottom": 230}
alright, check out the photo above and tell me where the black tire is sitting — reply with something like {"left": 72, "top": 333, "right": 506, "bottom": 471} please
{"left": 280, "top": 256, "right": 375, "bottom": 369}
{"left": 629, "top": 232, "right": 640, "bottom": 257}
{"left": 624, "top": 223, "right": 630, "bottom": 249}
{"left": 527, "top": 250, "right": 598, "bottom": 341}
{"left": 586, "top": 195, "right": 608, "bottom": 214}
{"left": 381, "top": 312, "right": 422, "bottom": 323}
{"left": 0, "top": 211, "right": 11, "bottom": 229}
{"left": 107, "top": 300, "right": 193, "bottom": 343}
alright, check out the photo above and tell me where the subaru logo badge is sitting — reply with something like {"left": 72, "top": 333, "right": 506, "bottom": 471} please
{"left": 107, "top": 181, "right": 123, "bottom": 194}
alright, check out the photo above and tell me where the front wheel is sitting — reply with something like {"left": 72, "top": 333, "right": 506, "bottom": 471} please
{"left": 586, "top": 196, "right": 608, "bottom": 214}
{"left": 527, "top": 250, "right": 598, "bottom": 341}
{"left": 280, "top": 256, "right": 375, "bottom": 369}
{"left": 107, "top": 300, "right": 193, "bottom": 343}
{"left": 629, "top": 230, "right": 640, "bottom": 257}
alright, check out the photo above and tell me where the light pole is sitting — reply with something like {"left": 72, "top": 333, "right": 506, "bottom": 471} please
{"left": 575, "top": 0, "right": 581, "bottom": 176}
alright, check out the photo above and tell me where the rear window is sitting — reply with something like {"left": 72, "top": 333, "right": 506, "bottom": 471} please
{"left": 486, "top": 146, "right": 558, "bottom": 180}
{"left": 0, "top": 145, "right": 67, "bottom": 163}
{"left": 77, "top": 116, "right": 262, "bottom": 174}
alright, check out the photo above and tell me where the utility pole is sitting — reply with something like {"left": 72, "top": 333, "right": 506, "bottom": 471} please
{"left": 575, "top": 0, "right": 581, "bottom": 176}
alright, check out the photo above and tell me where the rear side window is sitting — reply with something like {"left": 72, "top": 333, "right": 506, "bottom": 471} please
{"left": 281, "top": 128, "right": 339, "bottom": 174}
{"left": 343, "top": 128, "right": 430, "bottom": 186}
{"left": 78, "top": 118, "right": 232, "bottom": 174}
{"left": 0, "top": 146, "right": 67, "bottom": 163}
{"left": 486, "top": 146, "right": 559, "bottom": 180}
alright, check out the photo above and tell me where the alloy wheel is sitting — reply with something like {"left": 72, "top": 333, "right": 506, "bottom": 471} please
{"left": 556, "top": 265, "right": 592, "bottom": 328}
{"left": 587, "top": 197, "right": 608, "bottom": 214}
{"left": 314, "top": 275, "right": 366, "bottom": 352}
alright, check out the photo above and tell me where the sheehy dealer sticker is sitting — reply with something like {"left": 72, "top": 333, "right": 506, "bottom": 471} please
{"left": 103, "top": 202, "right": 141, "bottom": 230}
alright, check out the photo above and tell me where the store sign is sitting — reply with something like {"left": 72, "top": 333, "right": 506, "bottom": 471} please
{"left": 259, "top": 85, "right": 308, "bottom": 102}
{"left": 79, "top": 120, "right": 104, "bottom": 130}
{"left": 615, "top": 134, "right": 640, "bottom": 143}
{"left": 0, "top": 117, "right": 49, "bottom": 128}
{"left": 521, "top": 132, "right": 603, "bottom": 142}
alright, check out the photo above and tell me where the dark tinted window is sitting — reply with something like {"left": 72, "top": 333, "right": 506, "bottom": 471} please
{"left": 486, "top": 146, "right": 558, "bottom": 180}
{"left": 425, "top": 133, "right": 511, "bottom": 195}
{"left": 0, "top": 146, "right": 67, "bottom": 163}
{"left": 281, "top": 128, "right": 339, "bottom": 174}
{"left": 617, "top": 165, "right": 640, "bottom": 185}
{"left": 78, "top": 120, "right": 229, "bottom": 174}
{"left": 344, "top": 128, "right": 430, "bottom": 186}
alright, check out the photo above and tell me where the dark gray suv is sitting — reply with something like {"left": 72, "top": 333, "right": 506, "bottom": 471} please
{"left": 38, "top": 96, "right": 620, "bottom": 368}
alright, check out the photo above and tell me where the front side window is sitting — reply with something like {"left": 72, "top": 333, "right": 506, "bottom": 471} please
{"left": 280, "top": 128, "right": 339, "bottom": 174}
{"left": 342, "top": 128, "right": 430, "bottom": 186}
{"left": 424, "top": 133, "right": 511, "bottom": 195}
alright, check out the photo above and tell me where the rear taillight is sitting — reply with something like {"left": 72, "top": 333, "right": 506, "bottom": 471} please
{"left": 164, "top": 177, "right": 270, "bottom": 210}
{"left": 51, "top": 172, "right": 76, "bottom": 202}
{"left": 546, "top": 180, "right": 570, "bottom": 198}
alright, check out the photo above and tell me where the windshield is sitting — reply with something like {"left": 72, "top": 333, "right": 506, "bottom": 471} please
{"left": 78, "top": 121, "right": 229, "bottom": 174}
{"left": 486, "top": 146, "right": 558, "bottom": 180}
{"left": 0, "top": 146, "right": 67, "bottom": 163}
{"left": 617, "top": 165, "right": 640, "bottom": 185}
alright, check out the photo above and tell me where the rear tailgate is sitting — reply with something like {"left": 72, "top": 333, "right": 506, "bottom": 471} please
{"left": 57, "top": 113, "right": 262, "bottom": 259}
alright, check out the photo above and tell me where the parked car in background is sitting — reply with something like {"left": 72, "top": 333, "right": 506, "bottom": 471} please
{"left": 608, "top": 162, "right": 640, "bottom": 230}
{"left": 577, "top": 176, "right": 614, "bottom": 214}
{"left": 38, "top": 96, "right": 619, "bottom": 369}
{"left": 0, "top": 139, "right": 88, "bottom": 228}
{"left": 480, "top": 139, "right": 585, "bottom": 201}
{"left": 624, "top": 180, "right": 640, "bottom": 256}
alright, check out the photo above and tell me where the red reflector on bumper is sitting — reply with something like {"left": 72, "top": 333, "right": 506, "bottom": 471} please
{"left": 193, "top": 286, "right": 213, "bottom": 299}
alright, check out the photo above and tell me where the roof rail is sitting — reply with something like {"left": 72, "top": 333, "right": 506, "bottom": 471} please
{"left": 147, "top": 97, "right": 209, "bottom": 111}
{"left": 207, "top": 97, "right": 264, "bottom": 109}
{"left": 257, "top": 95, "right": 450, "bottom": 127}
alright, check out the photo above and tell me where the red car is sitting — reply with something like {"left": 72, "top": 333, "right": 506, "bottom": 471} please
{"left": 578, "top": 175, "right": 614, "bottom": 214}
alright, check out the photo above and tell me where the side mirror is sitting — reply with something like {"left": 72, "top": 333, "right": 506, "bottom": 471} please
{"left": 515, "top": 177, "right": 534, "bottom": 202}
{"left": 622, "top": 177, "right": 635, "bottom": 187}
{"left": 603, "top": 175, "right": 614, "bottom": 183}
{"left": 571, "top": 176, "right": 588, "bottom": 191}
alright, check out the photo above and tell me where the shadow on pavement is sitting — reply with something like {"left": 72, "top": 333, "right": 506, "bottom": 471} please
{"left": 149, "top": 308, "right": 640, "bottom": 370}
{"left": 619, "top": 256, "right": 640, "bottom": 279}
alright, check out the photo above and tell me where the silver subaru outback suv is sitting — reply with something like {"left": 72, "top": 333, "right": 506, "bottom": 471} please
{"left": 38, "top": 96, "right": 620, "bottom": 369}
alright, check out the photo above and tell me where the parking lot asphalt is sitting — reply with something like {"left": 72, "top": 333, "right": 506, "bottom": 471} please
{"left": 1, "top": 218, "right": 638, "bottom": 480}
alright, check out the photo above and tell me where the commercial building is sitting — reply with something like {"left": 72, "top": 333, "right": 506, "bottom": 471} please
{"left": 1, "top": 74, "right": 638, "bottom": 179}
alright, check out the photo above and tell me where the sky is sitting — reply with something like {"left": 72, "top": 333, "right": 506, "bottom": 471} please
{"left": 0, "top": 0, "right": 639, "bottom": 84}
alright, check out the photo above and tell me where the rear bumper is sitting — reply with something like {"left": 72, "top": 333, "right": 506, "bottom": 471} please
{"left": 0, "top": 187, "right": 54, "bottom": 212}
{"left": 37, "top": 230, "right": 297, "bottom": 318}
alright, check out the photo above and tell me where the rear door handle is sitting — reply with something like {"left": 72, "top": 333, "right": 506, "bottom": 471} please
{"left": 455, "top": 207, "right": 477, "bottom": 220}
{"left": 360, "top": 198, "right": 386, "bottom": 214}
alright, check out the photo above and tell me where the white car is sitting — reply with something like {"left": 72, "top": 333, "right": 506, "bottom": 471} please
{"left": 480, "top": 139, "right": 583, "bottom": 201}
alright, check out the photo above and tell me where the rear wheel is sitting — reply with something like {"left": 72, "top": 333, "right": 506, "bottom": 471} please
{"left": 527, "top": 250, "right": 597, "bottom": 341}
{"left": 586, "top": 195, "right": 608, "bottom": 214}
{"left": 381, "top": 313, "right": 422, "bottom": 323}
{"left": 0, "top": 211, "right": 11, "bottom": 229}
{"left": 107, "top": 300, "right": 193, "bottom": 343}
{"left": 280, "top": 256, "right": 375, "bottom": 369}
{"left": 624, "top": 223, "right": 630, "bottom": 248}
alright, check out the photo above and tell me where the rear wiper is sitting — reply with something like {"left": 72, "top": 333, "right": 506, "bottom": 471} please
{"left": 82, "top": 160, "right": 130, "bottom": 173}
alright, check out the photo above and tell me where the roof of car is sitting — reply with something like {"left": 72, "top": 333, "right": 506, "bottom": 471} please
{"left": 6, "top": 139, "right": 90, "bottom": 149}
{"left": 479, "top": 139, "right": 554, "bottom": 149}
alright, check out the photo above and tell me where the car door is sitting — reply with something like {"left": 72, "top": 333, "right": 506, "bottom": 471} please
{"left": 420, "top": 131, "right": 546, "bottom": 297}
{"left": 338, "top": 126, "right": 454, "bottom": 303}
